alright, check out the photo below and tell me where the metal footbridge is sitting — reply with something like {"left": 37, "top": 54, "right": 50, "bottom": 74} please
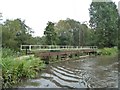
{"left": 20, "top": 45, "right": 98, "bottom": 51}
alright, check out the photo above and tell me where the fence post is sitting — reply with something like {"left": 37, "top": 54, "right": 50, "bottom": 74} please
{"left": 29, "top": 45, "right": 31, "bottom": 51}
{"left": 20, "top": 45, "right": 23, "bottom": 50}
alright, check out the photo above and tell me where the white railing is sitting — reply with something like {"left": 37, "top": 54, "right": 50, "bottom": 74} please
{"left": 20, "top": 45, "right": 97, "bottom": 51}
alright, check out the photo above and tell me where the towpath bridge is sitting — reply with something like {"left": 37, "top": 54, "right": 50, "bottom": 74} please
{"left": 20, "top": 45, "right": 98, "bottom": 63}
{"left": 21, "top": 45, "right": 97, "bottom": 51}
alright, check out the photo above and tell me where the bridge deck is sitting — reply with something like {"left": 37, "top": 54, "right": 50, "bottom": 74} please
{"left": 21, "top": 45, "right": 97, "bottom": 57}
{"left": 20, "top": 45, "right": 97, "bottom": 62}
{"left": 35, "top": 49, "right": 95, "bottom": 57}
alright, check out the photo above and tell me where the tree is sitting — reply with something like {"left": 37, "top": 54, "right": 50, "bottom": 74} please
{"left": 55, "top": 19, "right": 74, "bottom": 45}
{"left": 55, "top": 18, "right": 88, "bottom": 46}
{"left": 118, "top": 15, "right": 120, "bottom": 52}
{"left": 44, "top": 21, "right": 57, "bottom": 45}
{"left": 0, "top": 13, "right": 2, "bottom": 48}
{"left": 89, "top": 1, "right": 118, "bottom": 48}
{"left": 2, "top": 19, "right": 34, "bottom": 50}
{"left": 32, "top": 36, "right": 46, "bottom": 45}
{"left": 66, "top": 19, "right": 80, "bottom": 46}
{"left": 85, "top": 28, "right": 97, "bottom": 46}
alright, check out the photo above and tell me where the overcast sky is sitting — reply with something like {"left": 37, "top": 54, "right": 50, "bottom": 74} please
{"left": 0, "top": 0, "right": 119, "bottom": 37}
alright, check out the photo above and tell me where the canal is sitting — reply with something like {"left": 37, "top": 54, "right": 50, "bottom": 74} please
{"left": 17, "top": 55, "right": 118, "bottom": 88}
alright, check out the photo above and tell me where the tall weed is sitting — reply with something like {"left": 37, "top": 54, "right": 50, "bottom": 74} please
{"left": 1, "top": 48, "right": 45, "bottom": 88}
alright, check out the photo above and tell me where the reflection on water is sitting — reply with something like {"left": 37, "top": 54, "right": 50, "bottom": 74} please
{"left": 17, "top": 56, "right": 118, "bottom": 88}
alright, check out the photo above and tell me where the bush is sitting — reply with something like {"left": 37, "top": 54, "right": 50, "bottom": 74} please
{"left": 1, "top": 48, "right": 46, "bottom": 88}
{"left": 99, "top": 47, "right": 118, "bottom": 55}
{"left": 2, "top": 48, "right": 17, "bottom": 58}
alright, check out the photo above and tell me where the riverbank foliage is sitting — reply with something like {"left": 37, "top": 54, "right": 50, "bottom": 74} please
{"left": 1, "top": 48, "right": 46, "bottom": 88}
{"left": 2, "top": 1, "right": 119, "bottom": 51}
{"left": 0, "top": 1, "right": 119, "bottom": 88}
{"left": 98, "top": 47, "right": 118, "bottom": 56}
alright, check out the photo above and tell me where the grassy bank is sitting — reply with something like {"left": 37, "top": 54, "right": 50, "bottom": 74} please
{"left": 1, "top": 48, "right": 46, "bottom": 88}
{"left": 97, "top": 47, "right": 118, "bottom": 56}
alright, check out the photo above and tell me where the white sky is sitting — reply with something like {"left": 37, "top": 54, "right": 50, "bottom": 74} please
{"left": 0, "top": 0, "right": 119, "bottom": 37}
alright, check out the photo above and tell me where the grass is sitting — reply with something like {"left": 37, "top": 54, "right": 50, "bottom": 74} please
{"left": 0, "top": 48, "right": 46, "bottom": 88}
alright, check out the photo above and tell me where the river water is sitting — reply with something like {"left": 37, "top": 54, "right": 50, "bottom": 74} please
{"left": 17, "top": 56, "right": 118, "bottom": 88}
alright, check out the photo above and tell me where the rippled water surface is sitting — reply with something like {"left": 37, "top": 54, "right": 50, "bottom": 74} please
{"left": 17, "top": 56, "right": 118, "bottom": 88}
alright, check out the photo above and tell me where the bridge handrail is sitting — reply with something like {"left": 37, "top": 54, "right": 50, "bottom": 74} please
{"left": 20, "top": 45, "right": 98, "bottom": 51}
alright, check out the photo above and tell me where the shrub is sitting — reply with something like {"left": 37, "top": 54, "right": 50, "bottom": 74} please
{"left": 99, "top": 47, "right": 118, "bottom": 55}
{"left": 1, "top": 48, "right": 46, "bottom": 88}
{"left": 2, "top": 48, "right": 17, "bottom": 58}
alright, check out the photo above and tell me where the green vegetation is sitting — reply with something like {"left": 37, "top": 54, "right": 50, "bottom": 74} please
{"left": 43, "top": 1, "right": 119, "bottom": 48}
{"left": 44, "top": 18, "right": 90, "bottom": 46}
{"left": 44, "top": 22, "right": 57, "bottom": 45}
{"left": 118, "top": 16, "right": 120, "bottom": 55}
{"left": 0, "top": 1, "right": 119, "bottom": 88}
{"left": 1, "top": 49, "right": 46, "bottom": 88}
{"left": 89, "top": 1, "right": 118, "bottom": 48}
{"left": 1, "top": 19, "right": 44, "bottom": 51}
{"left": 98, "top": 47, "right": 118, "bottom": 56}
{"left": 2, "top": 48, "right": 17, "bottom": 58}
{"left": 1, "top": 1, "right": 118, "bottom": 49}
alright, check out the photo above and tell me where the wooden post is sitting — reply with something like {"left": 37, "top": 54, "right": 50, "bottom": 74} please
{"left": 69, "top": 54, "right": 72, "bottom": 58}
{"left": 57, "top": 55, "right": 59, "bottom": 60}
{"left": 45, "top": 56, "right": 49, "bottom": 64}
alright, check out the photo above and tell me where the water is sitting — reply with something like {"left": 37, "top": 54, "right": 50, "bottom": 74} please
{"left": 17, "top": 56, "right": 118, "bottom": 88}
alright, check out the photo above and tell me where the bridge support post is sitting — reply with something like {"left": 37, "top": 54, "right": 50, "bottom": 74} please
{"left": 87, "top": 52, "right": 89, "bottom": 56}
{"left": 45, "top": 56, "right": 49, "bottom": 64}
{"left": 57, "top": 55, "right": 60, "bottom": 60}
{"left": 69, "top": 54, "right": 73, "bottom": 58}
